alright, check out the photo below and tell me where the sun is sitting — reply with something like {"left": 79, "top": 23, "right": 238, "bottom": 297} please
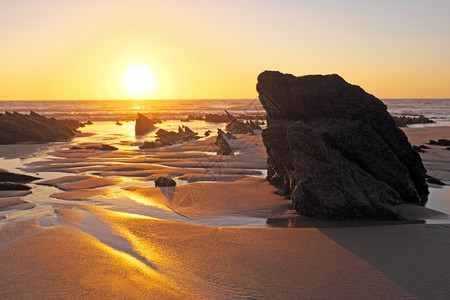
{"left": 120, "top": 63, "right": 158, "bottom": 99}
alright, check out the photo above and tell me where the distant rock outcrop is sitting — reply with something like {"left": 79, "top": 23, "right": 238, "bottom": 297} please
{"left": 135, "top": 113, "right": 159, "bottom": 135}
{"left": 393, "top": 115, "right": 434, "bottom": 127}
{"left": 257, "top": 71, "right": 429, "bottom": 220}
{"left": 0, "top": 111, "right": 78, "bottom": 144}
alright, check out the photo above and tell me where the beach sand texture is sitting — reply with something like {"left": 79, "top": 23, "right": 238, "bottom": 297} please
{"left": 0, "top": 125, "right": 449, "bottom": 299}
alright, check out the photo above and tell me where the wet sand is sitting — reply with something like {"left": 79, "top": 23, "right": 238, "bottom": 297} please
{"left": 0, "top": 125, "right": 449, "bottom": 299}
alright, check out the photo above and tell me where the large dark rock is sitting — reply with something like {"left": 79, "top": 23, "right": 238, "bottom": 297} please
{"left": 0, "top": 111, "right": 77, "bottom": 144}
{"left": 257, "top": 71, "right": 428, "bottom": 219}
{"left": 135, "top": 113, "right": 158, "bottom": 135}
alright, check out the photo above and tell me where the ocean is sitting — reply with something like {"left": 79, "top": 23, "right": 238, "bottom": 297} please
{"left": 0, "top": 98, "right": 449, "bottom": 126}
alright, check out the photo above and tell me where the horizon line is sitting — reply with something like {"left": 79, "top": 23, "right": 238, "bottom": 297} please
{"left": 1, "top": 97, "right": 450, "bottom": 101}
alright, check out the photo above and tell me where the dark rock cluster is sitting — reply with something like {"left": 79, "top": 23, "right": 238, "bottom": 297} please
{"left": 0, "top": 169, "right": 39, "bottom": 191}
{"left": 257, "top": 71, "right": 429, "bottom": 219}
{"left": 0, "top": 111, "right": 78, "bottom": 144}
{"left": 392, "top": 115, "right": 435, "bottom": 127}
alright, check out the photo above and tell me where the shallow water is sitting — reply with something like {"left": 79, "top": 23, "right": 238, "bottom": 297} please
{"left": 1, "top": 117, "right": 449, "bottom": 228}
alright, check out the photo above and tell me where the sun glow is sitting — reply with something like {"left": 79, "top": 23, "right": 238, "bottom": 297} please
{"left": 120, "top": 63, "right": 158, "bottom": 99}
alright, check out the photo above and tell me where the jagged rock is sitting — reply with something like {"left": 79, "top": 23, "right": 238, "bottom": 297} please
{"left": 135, "top": 113, "right": 158, "bottom": 135}
{"left": 419, "top": 145, "right": 430, "bottom": 149}
{"left": 0, "top": 111, "right": 77, "bottom": 144}
{"left": 245, "top": 120, "right": 262, "bottom": 130}
{"left": 205, "top": 114, "right": 231, "bottom": 123}
{"left": 226, "top": 119, "right": 254, "bottom": 135}
{"left": 204, "top": 130, "right": 211, "bottom": 137}
{"left": 155, "top": 176, "right": 176, "bottom": 187}
{"left": 186, "top": 114, "right": 204, "bottom": 121}
{"left": 257, "top": 71, "right": 429, "bottom": 219}
{"left": 215, "top": 129, "right": 233, "bottom": 155}
{"left": 413, "top": 145, "right": 426, "bottom": 153}
{"left": 425, "top": 175, "right": 446, "bottom": 185}
{"left": 115, "top": 120, "right": 122, "bottom": 126}
{"left": 393, "top": 115, "right": 435, "bottom": 127}
{"left": 429, "top": 139, "right": 450, "bottom": 146}
{"left": 155, "top": 126, "right": 199, "bottom": 146}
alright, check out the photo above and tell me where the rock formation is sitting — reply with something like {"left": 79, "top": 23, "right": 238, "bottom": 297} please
{"left": 155, "top": 126, "right": 199, "bottom": 145}
{"left": 155, "top": 176, "right": 176, "bottom": 187}
{"left": 393, "top": 115, "right": 434, "bottom": 127}
{"left": 215, "top": 129, "right": 233, "bottom": 155}
{"left": 257, "top": 71, "right": 429, "bottom": 219}
{"left": 0, "top": 169, "right": 39, "bottom": 191}
{"left": 135, "top": 113, "right": 159, "bottom": 135}
{"left": 0, "top": 111, "right": 78, "bottom": 144}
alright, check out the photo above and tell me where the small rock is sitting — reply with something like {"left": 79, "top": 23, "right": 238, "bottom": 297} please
{"left": 426, "top": 175, "right": 446, "bottom": 185}
{"left": 139, "top": 141, "right": 163, "bottom": 149}
{"left": 413, "top": 145, "right": 425, "bottom": 153}
{"left": 155, "top": 176, "right": 176, "bottom": 187}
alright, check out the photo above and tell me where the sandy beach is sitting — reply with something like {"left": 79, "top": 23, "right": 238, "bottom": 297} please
{"left": 1, "top": 124, "right": 449, "bottom": 299}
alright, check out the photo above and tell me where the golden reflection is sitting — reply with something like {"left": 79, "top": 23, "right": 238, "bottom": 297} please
{"left": 121, "top": 189, "right": 172, "bottom": 211}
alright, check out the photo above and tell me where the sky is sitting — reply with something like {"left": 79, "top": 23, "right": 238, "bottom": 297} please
{"left": 0, "top": 0, "right": 449, "bottom": 100}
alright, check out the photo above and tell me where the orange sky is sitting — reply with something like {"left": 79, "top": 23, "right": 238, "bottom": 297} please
{"left": 1, "top": 0, "right": 449, "bottom": 100}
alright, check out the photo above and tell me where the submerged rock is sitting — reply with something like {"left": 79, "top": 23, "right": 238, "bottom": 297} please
{"left": 257, "top": 71, "right": 429, "bottom": 219}
{"left": 0, "top": 111, "right": 77, "bottom": 144}
{"left": 155, "top": 176, "right": 176, "bottom": 187}
{"left": 139, "top": 141, "right": 164, "bottom": 149}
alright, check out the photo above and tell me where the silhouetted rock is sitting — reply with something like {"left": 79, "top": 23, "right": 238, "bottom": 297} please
{"left": 155, "top": 176, "right": 176, "bottom": 187}
{"left": 0, "top": 111, "right": 78, "bottom": 144}
{"left": 429, "top": 139, "right": 450, "bottom": 146}
{"left": 0, "top": 182, "right": 31, "bottom": 191}
{"left": 393, "top": 115, "right": 435, "bottom": 127}
{"left": 413, "top": 145, "right": 426, "bottom": 153}
{"left": 135, "top": 113, "right": 158, "bottom": 135}
{"left": 205, "top": 114, "right": 231, "bottom": 123}
{"left": 204, "top": 130, "right": 211, "bottom": 137}
{"left": 0, "top": 170, "right": 40, "bottom": 183}
{"left": 425, "top": 175, "right": 446, "bottom": 185}
{"left": 215, "top": 129, "right": 233, "bottom": 155}
{"left": 257, "top": 71, "right": 429, "bottom": 219}
{"left": 155, "top": 126, "right": 199, "bottom": 145}
{"left": 115, "top": 120, "right": 122, "bottom": 126}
